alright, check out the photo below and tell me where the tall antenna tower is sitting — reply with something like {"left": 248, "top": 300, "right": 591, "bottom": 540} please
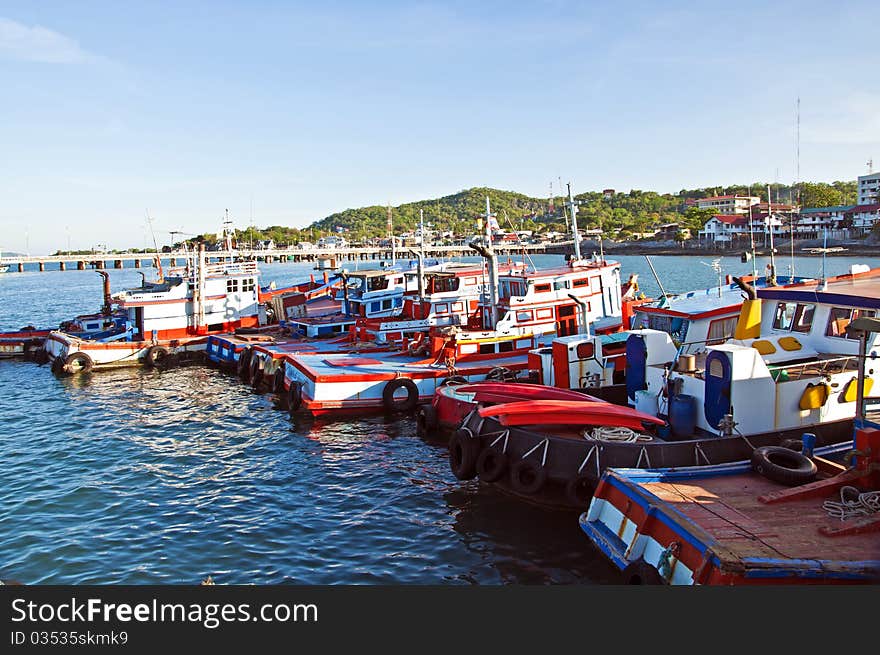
{"left": 868, "top": 159, "right": 874, "bottom": 174}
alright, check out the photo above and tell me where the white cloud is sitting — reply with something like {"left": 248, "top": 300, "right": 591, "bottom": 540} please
{"left": 0, "top": 17, "right": 92, "bottom": 64}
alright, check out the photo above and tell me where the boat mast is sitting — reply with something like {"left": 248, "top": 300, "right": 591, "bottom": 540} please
{"left": 388, "top": 203, "right": 396, "bottom": 266}
{"left": 747, "top": 185, "right": 758, "bottom": 280}
{"left": 485, "top": 196, "right": 499, "bottom": 326}
{"left": 766, "top": 184, "right": 777, "bottom": 285}
{"left": 195, "top": 240, "right": 206, "bottom": 331}
{"left": 567, "top": 183, "right": 583, "bottom": 262}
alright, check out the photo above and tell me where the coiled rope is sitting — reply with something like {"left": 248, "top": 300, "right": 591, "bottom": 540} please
{"left": 588, "top": 426, "right": 652, "bottom": 443}
{"left": 822, "top": 486, "right": 880, "bottom": 520}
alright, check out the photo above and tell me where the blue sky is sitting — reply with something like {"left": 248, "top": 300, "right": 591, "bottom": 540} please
{"left": 1, "top": 1, "right": 877, "bottom": 254}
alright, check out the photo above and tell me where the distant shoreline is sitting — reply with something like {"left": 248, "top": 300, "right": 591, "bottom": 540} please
{"left": 586, "top": 242, "right": 879, "bottom": 258}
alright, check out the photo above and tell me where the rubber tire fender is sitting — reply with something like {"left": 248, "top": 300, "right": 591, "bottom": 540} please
{"left": 63, "top": 352, "right": 94, "bottom": 375}
{"left": 249, "top": 356, "right": 263, "bottom": 389}
{"left": 288, "top": 381, "right": 303, "bottom": 414}
{"left": 237, "top": 347, "right": 253, "bottom": 382}
{"left": 751, "top": 445, "right": 817, "bottom": 486}
{"left": 509, "top": 458, "right": 547, "bottom": 495}
{"left": 475, "top": 446, "right": 507, "bottom": 483}
{"left": 565, "top": 473, "right": 597, "bottom": 508}
{"left": 382, "top": 378, "right": 419, "bottom": 413}
{"left": 145, "top": 345, "right": 169, "bottom": 368}
{"left": 273, "top": 368, "right": 287, "bottom": 395}
{"left": 621, "top": 559, "right": 666, "bottom": 585}
{"left": 486, "top": 367, "right": 515, "bottom": 382}
{"left": 416, "top": 404, "right": 438, "bottom": 437}
{"left": 448, "top": 428, "right": 480, "bottom": 480}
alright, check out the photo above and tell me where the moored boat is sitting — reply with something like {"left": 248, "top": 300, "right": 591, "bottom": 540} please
{"left": 580, "top": 318, "right": 880, "bottom": 584}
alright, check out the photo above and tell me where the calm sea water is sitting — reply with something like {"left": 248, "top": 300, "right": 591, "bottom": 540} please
{"left": 1, "top": 253, "right": 878, "bottom": 584}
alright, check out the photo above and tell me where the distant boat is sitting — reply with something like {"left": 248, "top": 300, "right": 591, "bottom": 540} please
{"left": 0, "top": 248, "right": 8, "bottom": 273}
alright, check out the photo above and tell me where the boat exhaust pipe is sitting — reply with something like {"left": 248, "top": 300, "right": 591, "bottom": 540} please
{"left": 731, "top": 276, "right": 761, "bottom": 339}
{"left": 96, "top": 271, "right": 112, "bottom": 315}
{"left": 568, "top": 294, "right": 591, "bottom": 337}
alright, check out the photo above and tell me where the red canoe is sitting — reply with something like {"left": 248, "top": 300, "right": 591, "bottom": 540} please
{"left": 453, "top": 382, "right": 601, "bottom": 405}
{"left": 478, "top": 400, "right": 665, "bottom": 430}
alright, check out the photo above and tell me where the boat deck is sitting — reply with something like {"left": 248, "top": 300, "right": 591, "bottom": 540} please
{"left": 639, "top": 472, "right": 879, "bottom": 567}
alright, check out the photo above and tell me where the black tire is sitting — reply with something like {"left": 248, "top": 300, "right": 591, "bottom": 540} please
{"left": 621, "top": 559, "right": 666, "bottom": 585}
{"left": 475, "top": 446, "right": 507, "bottom": 483}
{"left": 440, "top": 375, "right": 468, "bottom": 387}
{"left": 485, "top": 367, "right": 516, "bottom": 382}
{"left": 235, "top": 327, "right": 260, "bottom": 335}
{"left": 448, "top": 428, "right": 480, "bottom": 480}
{"left": 416, "top": 405, "right": 438, "bottom": 437}
{"left": 509, "top": 459, "right": 547, "bottom": 495}
{"left": 273, "top": 368, "right": 286, "bottom": 395}
{"left": 565, "top": 473, "right": 597, "bottom": 508}
{"left": 144, "top": 345, "right": 169, "bottom": 368}
{"left": 237, "top": 347, "right": 252, "bottom": 382}
{"left": 63, "top": 352, "right": 94, "bottom": 375}
{"left": 751, "top": 446, "right": 817, "bottom": 486}
{"left": 157, "top": 352, "right": 180, "bottom": 370}
{"left": 780, "top": 438, "right": 803, "bottom": 452}
{"left": 249, "top": 357, "right": 263, "bottom": 389}
{"left": 288, "top": 382, "right": 303, "bottom": 414}
{"left": 382, "top": 378, "right": 419, "bottom": 413}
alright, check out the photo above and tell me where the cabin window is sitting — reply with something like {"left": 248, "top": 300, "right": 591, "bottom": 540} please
{"left": 553, "top": 280, "right": 570, "bottom": 291}
{"left": 708, "top": 358, "right": 725, "bottom": 378}
{"left": 498, "top": 341, "right": 514, "bottom": 353}
{"left": 516, "top": 310, "right": 533, "bottom": 322}
{"left": 534, "top": 283, "right": 551, "bottom": 293}
{"left": 479, "top": 343, "right": 495, "bottom": 354}
{"left": 590, "top": 277, "right": 601, "bottom": 293}
{"left": 452, "top": 302, "right": 463, "bottom": 312}
{"left": 226, "top": 279, "right": 239, "bottom": 293}
{"left": 558, "top": 305, "right": 576, "bottom": 317}
{"left": 536, "top": 308, "right": 554, "bottom": 320}
{"left": 382, "top": 299, "right": 393, "bottom": 310}
{"left": 572, "top": 278, "right": 590, "bottom": 288}
{"left": 367, "top": 276, "right": 389, "bottom": 292}
{"left": 207, "top": 323, "right": 223, "bottom": 332}
{"left": 242, "top": 278, "right": 255, "bottom": 292}
{"left": 576, "top": 342, "right": 595, "bottom": 359}
{"left": 791, "top": 304, "right": 815, "bottom": 333}
{"left": 706, "top": 317, "right": 738, "bottom": 345}
{"left": 465, "top": 277, "right": 478, "bottom": 286}
{"left": 394, "top": 277, "right": 403, "bottom": 285}
{"left": 826, "top": 308, "right": 876, "bottom": 339}
{"left": 435, "top": 303, "right": 449, "bottom": 314}
{"left": 772, "top": 302, "right": 795, "bottom": 330}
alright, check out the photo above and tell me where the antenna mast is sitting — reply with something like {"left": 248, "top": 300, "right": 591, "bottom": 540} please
{"left": 766, "top": 184, "right": 777, "bottom": 285}
{"left": 387, "top": 203, "right": 395, "bottom": 265}
{"left": 567, "top": 183, "right": 583, "bottom": 261}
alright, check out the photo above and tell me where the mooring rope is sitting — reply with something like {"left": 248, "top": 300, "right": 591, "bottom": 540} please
{"left": 588, "top": 426, "right": 652, "bottom": 443}
{"left": 822, "top": 486, "right": 880, "bottom": 521}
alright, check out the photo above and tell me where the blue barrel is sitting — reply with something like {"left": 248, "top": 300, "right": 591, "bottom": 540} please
{"left": 668, "top": 394, "right": 697, "bottom": 439}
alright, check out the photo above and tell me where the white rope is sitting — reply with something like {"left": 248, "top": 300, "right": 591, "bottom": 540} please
{"left": 822, "top": 486, "right": 880, "bottom": 521}
{"left": 588, "top": 426, "right": 652, "bottom": 443}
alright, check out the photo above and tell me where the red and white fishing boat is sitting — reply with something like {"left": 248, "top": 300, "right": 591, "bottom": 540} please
{"left": 43, "top": 241, "right": 339, "bottom": 373}
{"left": 278, "top": 193, "right": 642, "bottom": 417}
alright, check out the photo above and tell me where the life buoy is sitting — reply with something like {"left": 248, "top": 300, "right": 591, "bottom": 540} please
{"left": 751, "top": 446, "right": 817, "bottom": 486}
{"left": 237, "top": 348, "right": 252, "bottom": 381}
{"left": 440, "top": 375, "right": 468, "bottom": 387}
{"left": 62, "top": 352, "right": 93, "bottom": 375}
{"left": 144, "top": 345, "right": 169, "bottom": 368}
{"left": 288, "top": 382, "right": 303, "bottom": 414}
{"left": 565, "top": 473, "right": 597, "bottom": 507}
{"left": 382, "top": 378, "right": 419, "bottom": 413}
{"left": 448, "top": 428, "right": 480, "bottom": 480}
{"left": 416, "top": 405, "right": 438, "bottom": 437}
{"left": 475, "top": 446, "right": 507, "bottom": 482}
{"left": 509, "top": 459, "right": 547, "bottom": 495}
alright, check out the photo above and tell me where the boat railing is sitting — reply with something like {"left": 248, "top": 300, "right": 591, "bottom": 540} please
{"left": 768, "top": 355, "right": 859, "bottom": 382}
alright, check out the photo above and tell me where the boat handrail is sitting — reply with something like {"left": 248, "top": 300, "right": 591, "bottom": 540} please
{"left": 768, "top": 354, "right": 859, "bottom": 380}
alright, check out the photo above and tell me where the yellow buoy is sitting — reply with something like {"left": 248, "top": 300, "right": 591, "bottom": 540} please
{"left": 799, "top": 382, "right": 830, "bottom": 410}
{"left": 843, "top": 377, "right": 874, "bottom": 403}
